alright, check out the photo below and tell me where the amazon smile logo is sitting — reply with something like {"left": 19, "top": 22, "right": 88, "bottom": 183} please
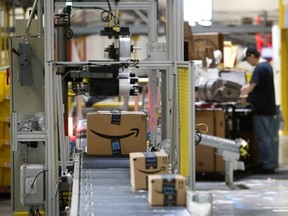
{"left": 90, "top": 128, "right": 139, "bottom": 140}
{"left": 137, "top": 166, "right": 166, "bottom": 174}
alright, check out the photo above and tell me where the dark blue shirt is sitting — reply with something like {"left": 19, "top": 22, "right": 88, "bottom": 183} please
{"left": 248, "top": 61, "right": 276, "bottom": 116}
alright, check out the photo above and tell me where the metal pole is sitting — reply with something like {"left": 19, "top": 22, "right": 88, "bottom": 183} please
{"left": 279, "top": 0, "right": 288, "bottom": 135}
{"left": 174, "top": 0, "right": 184, "bottom": 61}
{"left": 189, "top": 63, "right": 196, "bottom": 190}
{"left": 167, "top": 0, "right": 184, "bottom": 173}
{"left": 147, "top": 1, "right": 159, "bottom": 147}
{"left": 37, "top": 0, "right": 43, "bottom": 36}
{"left": 44, "top": 0, "right": 58, "bottom": 215}
{"left": 55, "top": 14, "right": 69, "bottom": 138}
{"left": 167, "top": 0, "right": 175, "bottom": 171}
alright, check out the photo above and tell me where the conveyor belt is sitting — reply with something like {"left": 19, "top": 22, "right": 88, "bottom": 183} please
{"left": 82, "top": 155, "right": 130, "bottom": 169}
{"left": 76, "top": 154, "right": 190, "bottom": 216}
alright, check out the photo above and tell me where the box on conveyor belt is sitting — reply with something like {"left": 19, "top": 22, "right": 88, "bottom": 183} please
{"left": 148, "top": 174, "right": 186, "bottom": 206}
{"left": 87, "top": 111, "right": 147, "bottom": 156}
{"left": 130, "top": 152, "right": 169, "bottom": 190}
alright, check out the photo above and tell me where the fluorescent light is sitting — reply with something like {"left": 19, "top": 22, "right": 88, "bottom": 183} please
{"left": 198, "top": 20, "right": 212, "bottom": 27}
{"left": 66, "top": 1, "right": 72, "bottom": 6}
{"left": 184, "top": 0, "right": 212, "bottom": 24}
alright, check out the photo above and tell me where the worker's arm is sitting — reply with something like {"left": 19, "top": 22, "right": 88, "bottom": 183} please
{"left": 240, "top": 83, "right": 256, "bottom": 95}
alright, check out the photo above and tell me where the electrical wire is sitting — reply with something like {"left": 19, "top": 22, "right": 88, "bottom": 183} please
{"left": 106, "top": 0, "right": 112, "bottom": 13}
{"left": 36, "top": 207, "right": 41, "bottom": 216}
{"left": 31, "top": 170, "right": 48, "bottom": 189}
{"left": 29, "top": 208, "right": 36, "bottom": 216}
{"left": 195, "top": 129, "right": 202, "bottom": 146}
{"left": 195, "top": 123, "right": 208, "bottom": 133}
{"left": 126, "top": 59, "right": 139, "bottom": 67}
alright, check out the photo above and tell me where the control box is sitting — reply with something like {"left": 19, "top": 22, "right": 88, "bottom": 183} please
{"left": 20, "top": 164, "right": 45, "bottom": 206}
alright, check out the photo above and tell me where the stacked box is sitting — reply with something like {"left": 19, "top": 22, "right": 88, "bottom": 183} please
{"left": 130, "top": 152, "right": 168, "bottom": 190}
{"left": 148, "top": 174, "right": 186, "bottom": 206}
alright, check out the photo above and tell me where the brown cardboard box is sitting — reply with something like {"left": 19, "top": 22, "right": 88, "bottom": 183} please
{"left": 195, "top": 111, "right": 215, "bottom": 172}
{"left": 223, "top": 41, "right": 238, "bottom": 68}
{"left": 87, "top": 111, "right": 147, "bottom": 156}
{"left": 195, "top": 110, "right": 226, "bottom": 172}
{"left": 214, "top": 111, "right": 226, "bottom": 172}
{"left": 193, "top": 33, "right": 224, "bottom": 67}
{"left": 195, "top": 145, "right": 215, "bottom": 172}
{"left": 148, "top": 174, "right": 186, "bottom": 206}
{"left": 194, "top": 33, "right": 224, "bottom": 55}
{"left": 130, "top": 152, "right": 169, "bottom": 190}
{"left": 184, "top": 21, "right": 196, "bottom": 60}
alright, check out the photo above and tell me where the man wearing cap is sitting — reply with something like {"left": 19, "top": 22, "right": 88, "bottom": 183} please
{"left": 241, "top": 46, "right": 276, "bottom": 174}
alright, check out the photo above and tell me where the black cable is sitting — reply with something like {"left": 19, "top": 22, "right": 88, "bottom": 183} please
{"left": 36, "top": 207, "right": 41, "bottom": 216}
{"left": 100, "top": 11, "right": 117, "bottom": 23}
{"left": 195, "top": 129, "right": 202, "bottom": 145}
{"left": 125, "top": 59, "right": 139, "bottom": 67}
{"left": 30, "top": 208, "right": 36, "bottom": 216}
{"left": 106, "top": 0, "right": 112, "bottom": 13}
{"left": 31, "top": 170, "right": 48, "bottom": 189}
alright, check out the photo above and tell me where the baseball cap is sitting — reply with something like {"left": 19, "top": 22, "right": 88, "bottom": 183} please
{"left": 245, "top": 46, "right": 260, "bottom": 58}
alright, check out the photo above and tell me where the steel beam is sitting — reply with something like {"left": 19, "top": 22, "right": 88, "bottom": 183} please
{"left": 192, "top": 24, "right": 272, "bottom": 34}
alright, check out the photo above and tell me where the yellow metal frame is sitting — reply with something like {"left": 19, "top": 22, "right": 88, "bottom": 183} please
{"left": 176, "top": 62, "right": 195, "bottom": 190}
{"left": 178, "top": 67, "right": 191, "bottom": 176}
{"left": 0, "top": 3, "right": 10, "bottom": 67}
{"left": 279, "top": 0, "right": 288, "bottom": 134}
{"left": 14, "top": 211, "right": 45, "bottom": 216}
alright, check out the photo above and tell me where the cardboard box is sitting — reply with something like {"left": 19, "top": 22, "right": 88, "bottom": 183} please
{"left": 195, "top": 111, "right": 215, "bottom": 172}
{"left": 148, "top": 174, "right": 186, "bottom": 206}
{"left": 195, "top": 145, "right": 215, "bottom": 172}
{"left": 184, "top": 21, "right": 196, "bottom": 60}
{"left": 195, "top": 110, "right": 226, "bottom": 172}
{"left": 214, "top": 111, "right": 226, "bottom": 172}
{"left": 130, "top": 152, "right": 169, "bottom": 190}
{"left": 193, "top": 33, "right": 224, "bottom": 55}
{"left": 193, "top": 33, "right": 224, "bottom": 67}
{"left": 87, "top": 111, "right": 147, "bottom": 156}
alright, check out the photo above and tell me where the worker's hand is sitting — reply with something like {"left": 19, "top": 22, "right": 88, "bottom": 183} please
{"left": 238, "top": 94, "right": 248, "bottom": 105}
{"left": 239, "top": 94, "right": 248, "bottom": 99}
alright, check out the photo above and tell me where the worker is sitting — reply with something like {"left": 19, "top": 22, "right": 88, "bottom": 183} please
{"left": 240, "top": 46, "right": 276, "bottom": 174}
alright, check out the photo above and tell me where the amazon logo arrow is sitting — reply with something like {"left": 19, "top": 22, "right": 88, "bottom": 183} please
{"left": 154, "top": 189, "right": 176, "bottom": 195}
{"left": 137, "top": 166, "right": 166, "bottom": 174}
{"left": 90, "top": 128, "right": 139, "bottom": 140}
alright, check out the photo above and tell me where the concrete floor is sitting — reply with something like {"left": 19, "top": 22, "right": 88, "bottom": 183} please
{"left": 0, "top": 196, "right": 12, "bottom": 216}
{"left": 198, "top": 166, "right": 288, "bottom": 216}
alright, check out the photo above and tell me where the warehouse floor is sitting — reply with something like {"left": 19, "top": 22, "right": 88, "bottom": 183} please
{"left": 0, "top": 164, "right": 287, "bottom": 216}
{"left": 197, "top": 164, "right": 288, "bottom": 216}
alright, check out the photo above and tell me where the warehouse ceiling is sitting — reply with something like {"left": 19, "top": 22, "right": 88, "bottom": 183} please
{"left": 4, "top": 0, "right": 276, "bottom": 45}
